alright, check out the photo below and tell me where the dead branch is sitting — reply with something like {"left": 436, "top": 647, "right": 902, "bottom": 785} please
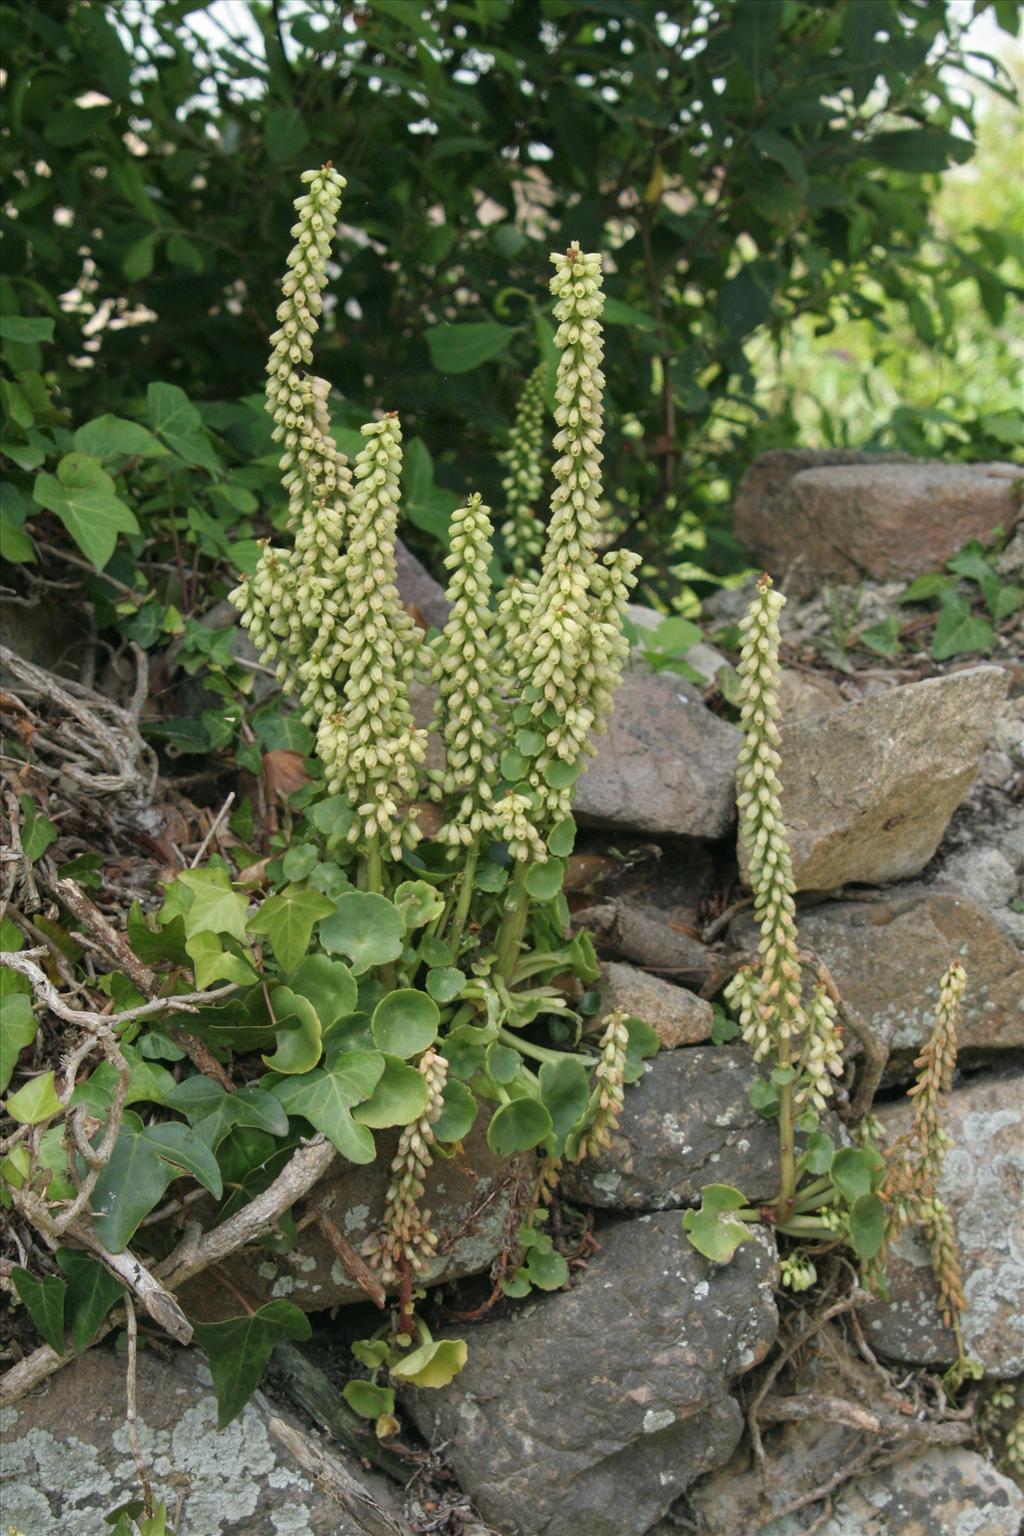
{"left": 273, "top": 1339, "right": 411, "bottom": 1482}
{"left": 124, "top": 1296, "right": 155, "bottom": 1519}
{"left": 313, "top": 1208, "right": 386, "bottom": 1309}
{"left": 0, "top": 947, "right": 238, "bottom": 1029}
{"left": 268, "top": 1417, "right": 413, "bottom": 1536}
{"left": 757, "top": 1392, "right": 974, "bottom": 1445}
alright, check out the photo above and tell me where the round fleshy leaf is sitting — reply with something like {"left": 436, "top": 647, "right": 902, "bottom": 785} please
{"left": 260, "top": 989, "right": 322, "bottom": 1075}
{"left": 804, "top": 1131, "right": 834, "bottom": 1176}
{"left": 849, "top": 1192, "right": 885, "bottom": 1260}
{"left": 353, "top": 1054, "right": 430, "bottom": 1128}
{"left": 433, "top": 1079, "right": 477, "bottom": 1143}
{"left": 288, "top": 953, "right": 357, "bottom": 1029}
{"left": 426, "top": 966, "right": 466, "bottom": 1004}
{"left": 830, "top": 1147, "right": 878, "bottom": 1202}
{"left": 319, "top": 892, "right": 405, "bottom": 975}
{"left": 547, "top": 816, "right": 576, "bottom": 857}
{"left": 394, "top": 879, "right": 445, "bottom": 930}
{"left": 389, "top": 1337, "right": 468, "bottom": 1388}
{"left": 524, "top": 859, "right": 564, "bottom": 902}
{"left": 371, "top": 989, "right": 439, "bottom": 1059}
{"left": 342, "top": 1379, "right": 395, "bottom": 1419}
{"left": 682, "top": 1184, "right": 754, "bottom": 1265}
{"left": 486, "top": 1097, "right": 553, "bottom": 1156}
{"left": 485, "top": 1041, "right": 521, "bottom": 1085}
{"left": 526, "top": 1246, "right": 569, "bottom": 1290}
{"left": 539, "top": 1057, "right": 590, "bottom": 1145}
{"left": 623, "top": 1015, "right": 660, "bottom": 1083}
{"left": 543, "top": 759, "right": 578, "bottom": 790}
{"left": 323, "top": 1013, "right": 374, "bottom": 1064}
{"left": 441, "top": 1027, "right": 490, "bottom": 1081}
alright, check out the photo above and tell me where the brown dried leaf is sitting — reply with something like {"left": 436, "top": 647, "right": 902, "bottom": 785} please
{"left": 263, "top": 750, "right": 310, "bottom": 803}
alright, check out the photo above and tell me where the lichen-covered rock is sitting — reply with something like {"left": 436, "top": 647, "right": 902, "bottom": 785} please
{"left": 739, "top": 666, "right": 1010, "bottom": 891}
{"left": 574, "top": 672, "right": 740, "bottom": 838}
{"left": 182, "top": 1117, "right": 521, "bottom": 1321}
{"left": 760, "top": 884, "right": 1024, "bottom": 1067}
{"left": 401, "top": 1213, "right": 779, "bottom": 1536}
{"left": 560, "top": 1046, "right": 781, "bottom": 1209}
{"left": 0, "top": 1345, "right": 391, "bottom": 1535}
{"left": 590, "top": 960, "right": 713, "bottom": 1048}
{"left": 734, "top": 451, "right": 1021, "bottom": 595}
{"left": 862, "top": 1071, "right": 1024, "bottom": 1375}
{"left": 679, "top": 1444, "right": 1024, "bottom": 1536}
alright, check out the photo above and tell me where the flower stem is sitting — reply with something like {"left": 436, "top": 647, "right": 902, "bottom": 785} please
{"left": 497, "top": 1026, "right": 595, "bottom": 1068}
{"left": 496, "top": 862, "right": 530, "bottom": 980}
{"left": 446, "top": 844, "right": 479, "bottom": 955}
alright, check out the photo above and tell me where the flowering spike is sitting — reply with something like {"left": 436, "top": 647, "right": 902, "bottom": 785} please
{"left": 500, "top": 363, "right": 547, "bottom": 575}
{"left": 367, "top": 1047, "right": 448, "bottom": 1287}
{"left": 316, "top": 415, "right": 426, "bottom": 860}
{"left": 232, "top": 165, "right": 352, "bottom": 701}
{"left": 432, "top": 494, "right": 503, "bottom": 847}
{"left": 573, "top": 1011, "right": 628, "bottom": 1161}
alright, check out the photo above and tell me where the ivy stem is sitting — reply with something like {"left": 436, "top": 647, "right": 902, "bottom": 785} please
{"left": 446, "top": 844, "right": 479, "bottom": 955}
{"left": 496, "top": 862, "right": 530, "bottom": 980}
{"left": 497, "top": 1026, "right": 595, "bottom": 1068}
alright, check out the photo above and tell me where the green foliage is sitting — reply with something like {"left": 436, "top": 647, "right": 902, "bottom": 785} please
{"left": 193, "top": 1300, "right": 312, "bottom": 1429}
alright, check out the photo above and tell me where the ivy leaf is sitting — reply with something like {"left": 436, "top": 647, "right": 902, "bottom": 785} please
{"left": 0, "top": 991, "right": 38, "bottom": 1094}
{"left": 12, "top": 1267, "right": 67, "bottom": 1353}
{"left": 33, "top": 453, "right": 139, "bottom": 569}
{"left": 425, "top": 321, "right": 514, "bottom": 374}
{"left": 167, "top": 1077, "right": 289, "bottom": 1146}
{"left": 176, "top": 868, "right": 250, "bottom": 944}
{"left": 682, "top": 1184, "right": 754, "bottom": 1264}
{"left": 193, "top": 1300, "right": 311, "bottom": 1428}
{"left": 147, "top": 381, "right": 221, "bottom": 474}
{"left": 859, "top": 616, "right": 902, "bottom": 657}
{"left": 270, "top": 1051, "right": 384, "bottom": 1162}
{"left": 18, "top": 794, "right": 57, "bottom": 862}
{"left": 92, "top": 1114, "right": 223, "bottom": 1252}
{"left": 55, "top": 1248, "right": 125, "bottom": 1352}
{"left": 247, "top": 885, "right": 333, "bottom": 973}
{"left": 320, "top": 891, "right": 406, "bottom": 974}
{"left": 931, "top": 598, "right": 994, "bottom": 661}
{"left": 185, "top": 930, "right": 258, "bottom": 990}
{"left": 73, "top": 415, "right": 167, "bottom": 460}
{"left": 5, "top": 1070, "right": 62, "bottom": 1124}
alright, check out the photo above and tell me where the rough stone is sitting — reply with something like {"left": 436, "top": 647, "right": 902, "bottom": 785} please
{"left": 182, "top": 1117, "right": 520, "bottom": 1321}
{"left": 931, "top": 844, "right": 1020, "bottom": 913}
{"left": 590, "top": 960, "right": 713, "bottom": 1048}
{"left": 401, "top": 1213, "right": 779, "bottom": 1536}
{"left": 861, "top": 1070, "right": 1024, "bottom": 1376}
{"left": 574, "top": 672, "right": 740, "bottom": 839}
{"left": 734, "top": 452, "right": 1022, "bottom": 595}
{"left": 776, "top": 666, "right": 844, "bottom": 720}
{"left": 560, "top": 1046, "right": 781, "bottom": 1210}
{"left": 0, "top": 1344, "right": 392, "bottom": 1535}
{"left": 575, "top": 899, "right": 714, "bottom": 985}
{"left": 395, "top": 538, "right": 449, "bottom": 630}
{"left": 741, "top": 665, "right": 1010, "bottom": 891}
{"left": 754, "top": 883, "right": 1024, "bottom": 1066}
{"left": 680, "top": 1443, "right": 1024, "bottom": 1536}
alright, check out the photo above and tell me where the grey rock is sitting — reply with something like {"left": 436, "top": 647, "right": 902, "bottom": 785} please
{"left": 575, "top": 672, "right": 740, "bottom": 838}
{"left": 932, "top": 844, "right": 1020, "bottom": 911}
{"left": 575, "top": 898, "right": 714, "bottom": 984}
{"left": 590, "top": 960, "right": 713, "bottom": 1048}
{"left": 861, "top": 1070, "right": 1024, "bottom": 1376}
{"left": 182, "top": 1116, "right": 520, "bottom": 1321}
{"left": 561, "top": 1046, "right": 781, "bottom": 1209}
{"left": 743, "top": 666, "right": 1010, "bottom": 891}
{"left": 395, "top": 538, "right": 449, "bottom": 629}
{"left": 754, "top": 883, "right": 1024, "bottom": 1065}
{"left": 681, "top": 1443, "right": 1024, "bottom": 1536}
{"left": 401, "top": 1213, "right": 779, "bottom": 1536}
{"left": 776, "top": 666, "right": 844, "bottom": 720}
{"left": 734, "top": 452, "right": 1022, "bottom": 595}
{"left": 0, "top": 1345, "right": 388, "bottom": 1535}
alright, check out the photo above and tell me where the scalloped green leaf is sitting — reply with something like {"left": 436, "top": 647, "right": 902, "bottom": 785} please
{"left": 830, "top": 1147, "right": 879, "bottom": 1202}
{"left": 394, "top": 879, "right": 445, "bottom": 930}
{"left": 319, "top": 891, "right": 405, "bottom": 974}
{"left": 486, "top": 1097, "right": 553, "bottom": 1156}
{"left": 352, "top": 1053, "right": 429, "bottom": 1128}
{"left": 288, "top": 953, "right": 358, "bottom": 1029}
{"left": 342, "top": 1379, "right": 396, "bottom": 1419}
{"left": 372, "top": 989, "right": 439, "bottom": 1058}
{"left": 260, "top": 987, "right": 322, "bottom": 1075}
{"left": 539, "top": 1057, "right": 590, "bottom": 1147}
{"left": 682, "top": 1184, "right": 754, "bottom": 1265}
{"left": 849, "top": 1192, "right": 885, "bottom": 1260}
{"left": 425, "top": 966, "right": 465, "bottom": 1004}
{"left": 524, "top": 859, "right": 564, "bottom": 902}
{"left": 389, "top": 1336, "right": 468, "bottom": 1387}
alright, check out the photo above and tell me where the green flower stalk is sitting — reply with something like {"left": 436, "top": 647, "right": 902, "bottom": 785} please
{"left": 316, "top": 416, "right": 426, "bottom": 868}
{"left": 519, "top": 246, "right": 605, "bottom": 797}
{"left": 368, "top": 1046, "right": 449, "bottom": 1289}
{"left": 494, "top": 575, "right": 536, "bottom": 681}
{"left": 491, "top": 791, "right": 548, "bottom": 865}
{"left": 573, "top": 1011, "right": 628, "bottom": 1162}
{"left": 726, "top": 573, "right": 845, "bottom": 1211}
{"left": 500, "top": 363, "right": 547, "bottom": 575}
{"left": 233, "top": 166, "right": 351, "bottom": 708}
{"left": 431, "top": 494, "right": 502, "bottom": 849}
